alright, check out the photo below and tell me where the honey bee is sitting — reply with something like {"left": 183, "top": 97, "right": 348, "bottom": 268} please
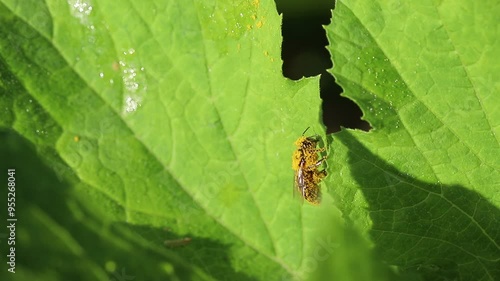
{"left": 292, "top": 128, "right": 327, "bottom": 204}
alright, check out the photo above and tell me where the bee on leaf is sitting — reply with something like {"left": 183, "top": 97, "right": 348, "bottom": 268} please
{"left": 292, "top": 128, "right": 327, "bottom": 205}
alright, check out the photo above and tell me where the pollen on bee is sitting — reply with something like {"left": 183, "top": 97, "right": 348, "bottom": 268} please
{"left": 292, "top": 127, "right": 327, "bottom": 205}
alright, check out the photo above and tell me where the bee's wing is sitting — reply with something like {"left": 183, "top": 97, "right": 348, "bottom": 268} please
{"left": 293, "top": 163, "right": 305, "bottom": 204}
{"left": 293, "top": 171, "right": 304, "bottom": 204}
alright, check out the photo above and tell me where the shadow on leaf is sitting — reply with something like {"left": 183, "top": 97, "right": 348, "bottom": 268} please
{"left": 331, "top": 130, "right": 500, "bottom": 281}
{"left": 0, "top": 129, "right": 255, "bottom": 281}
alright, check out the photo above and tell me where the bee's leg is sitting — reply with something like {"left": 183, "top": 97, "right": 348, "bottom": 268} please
{"left": 315, "top": 147, "right": 327, "bottom": 154}
{"left": 316, "top": 170, "right": 327, "bottom": 179}
{"left": 315, "top": 156, "right": 326, "bottom": 166}
{"left": 305, "top": 156, "right": 326, "bottom": 170}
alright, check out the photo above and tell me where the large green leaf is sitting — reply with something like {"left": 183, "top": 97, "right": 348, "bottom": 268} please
{"left": 2, "top": 0, "right": 498, "bottom": 280}
{"left": 326, "top": 0, "right": 499, "bottom": 280}
{"left": 0, "top": 0, "right": 366, "bottom": 280}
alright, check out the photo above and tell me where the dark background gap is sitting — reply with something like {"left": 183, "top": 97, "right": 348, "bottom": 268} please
{"left": 275, "top": 0, "right": 371, "bottom": 133}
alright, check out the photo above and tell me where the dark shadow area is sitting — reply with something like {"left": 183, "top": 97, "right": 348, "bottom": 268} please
{"left": 332, "top": 131, "right": 500, "bottom": 280}
{"left": 0, "top": 130, "right": 256, "bottom": 281}
{"left": 275, "top": 0, "right": 371, "bottom": 133}
{"left": 125, "top": 224, "right": 259, "bottom": 281}
{"left": 320, "top": 73, "right": 371, "bottom": 132}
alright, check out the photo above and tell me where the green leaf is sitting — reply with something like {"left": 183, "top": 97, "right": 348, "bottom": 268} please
{"left": 0, "top": 0, "right": 358, "bottom": 280}
{"left": 326, "top": 0, "right": 500, "bottom": 280}
{"left": 2, "top": 0, "right": 497, "bottom": 280}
